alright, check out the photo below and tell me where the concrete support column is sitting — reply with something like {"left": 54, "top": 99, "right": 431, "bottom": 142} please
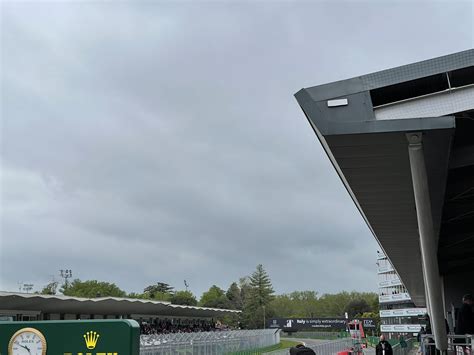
{"left": 441, "top": 276, "right": 447, "bottom": 320}
{"left": 407, "top": 132, "right": 448, "bottom": 351}
{"left": 421, "top": 255, "right": 432, "bottom": 317}
{"left": 422, "top": 265, "right": 432, "bottom": 314}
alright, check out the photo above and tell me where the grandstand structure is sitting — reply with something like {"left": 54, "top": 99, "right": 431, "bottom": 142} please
{"left": 377, "top": 251, "right": 426, "bottom": 337}
{"left": 295, "top": 49, "right": 474, "bottom": 351}
{"left": 0, "top": 292, "right": 285, "bottom": 354}
{"left": 0, "top": 291, "right": 239, "bottom": 323}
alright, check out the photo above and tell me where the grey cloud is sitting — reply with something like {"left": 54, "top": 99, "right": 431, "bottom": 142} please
{"left": 1, "top": 1, "right": 472, "bottom": 296}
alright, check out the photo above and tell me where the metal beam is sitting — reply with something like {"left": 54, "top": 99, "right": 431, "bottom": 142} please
{"left": 407, "top": 132, "right": 448, "bottom": 351}
{"left": 449, "top": 145, "right": 474, "bottom": 169}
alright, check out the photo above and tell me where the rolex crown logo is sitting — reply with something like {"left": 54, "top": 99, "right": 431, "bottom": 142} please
{"left": 84, "top": 331, "right": 100, "bottom": 349}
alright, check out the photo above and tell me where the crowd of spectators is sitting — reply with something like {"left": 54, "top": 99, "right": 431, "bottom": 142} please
{"left": 380, "top": 290, "right": 403, "bottom": 296}
{"left": 140, "top": 319, "right": 228, "bottom": 335}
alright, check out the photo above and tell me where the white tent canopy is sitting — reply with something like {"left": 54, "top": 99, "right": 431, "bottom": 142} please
{"left": 0, "top": 291, "right": 240, "bottom": 319}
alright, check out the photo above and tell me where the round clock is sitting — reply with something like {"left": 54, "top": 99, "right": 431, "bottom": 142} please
{"left": 8, "top": 327, "right": 47, "bottom": 355}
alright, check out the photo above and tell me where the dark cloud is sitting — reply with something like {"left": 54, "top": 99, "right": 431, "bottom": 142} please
{"left": 1, "top": 1, "right": 472, "bottom": 296}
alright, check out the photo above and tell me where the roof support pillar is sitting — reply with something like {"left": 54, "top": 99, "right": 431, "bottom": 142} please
{"left": 422, "top": 258, "right": 432, "bottom": 316}
{"left": 407, "top": 132, "right": 448, "bottom": 352}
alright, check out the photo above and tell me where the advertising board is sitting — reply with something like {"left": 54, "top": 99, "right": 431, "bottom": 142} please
{"left": 0, "top": 320, "right": 139, "bottom": 355}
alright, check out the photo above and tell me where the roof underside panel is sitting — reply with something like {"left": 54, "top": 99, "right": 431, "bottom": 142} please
{"left": 323, "top": 128, "right": 453, "bottom": 306}
{"left": 296, "top": 87, "right": 456, "bottom": 306}
{"left": 438, "top": 113, "right": 474, "bottom": 275}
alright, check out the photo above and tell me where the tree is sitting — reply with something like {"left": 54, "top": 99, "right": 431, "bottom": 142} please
{"left": 63, "top": 279, "right": 126, "bottom": 298}
{"left": 364, "top": 292, "right": 380, "bottom": 314}
{"left": 269, "top": 291, "right": 319, "bottom": 318}
{"left": 170, "top": 291, "right": 198, "bottom": 306}
{"left": 269, "top": 294, "right": 295, "bottom": 317}
{"left": 289, "top": 291, "right": 319, "bottom": 317}
{"left": 40, "top": 281, "right": 59, "bottom": 295}
{"left": 226, "top": 282, "right": 243, "bottom": 310}
{"left": 128, "top": 291, "right": 171, "bottom": 301}
{"left": 316, "top": 292, "right": 352, "bottom": 317}
{"left": 144, "top": 282, "right": 174, "bottom": 297}
{"left": 242, "top": 264, "right": 274, "bottom": 329}
{"left": 345, "top": 299, "right": 371, "bottom": 319}
{"left": 200, "top": 285, "right": 232, "bottom": 309}
{"left": 248, "top": 264, "right": 274, "bottom": 307}
{"left": 142, "top": 282, "right": 174, "bottom": 301}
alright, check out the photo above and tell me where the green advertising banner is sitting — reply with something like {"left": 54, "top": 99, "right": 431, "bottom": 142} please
{"left": 0, "top": 320, "right": 140, "bottom": 355}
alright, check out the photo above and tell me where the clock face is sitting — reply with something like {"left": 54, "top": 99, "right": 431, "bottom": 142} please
{"left": 8, "top": 328, "right": 47, "bottom": 355}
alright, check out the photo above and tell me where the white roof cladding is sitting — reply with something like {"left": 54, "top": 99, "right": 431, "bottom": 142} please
{"left": 295, "top": 49, "right": 474, "bottom": 307}
{"left": 374, "top": 85, "right": 474, "bottom": 120}
{"left": 0, "top": 291, "right": 240, "bottom": 318}
{"left": 302, "top": 49, "right": 473, "bottom": 103}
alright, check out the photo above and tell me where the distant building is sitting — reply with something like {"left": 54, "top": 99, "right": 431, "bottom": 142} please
{"left": 377, "top": 251, "right": 426, "bottom": 338}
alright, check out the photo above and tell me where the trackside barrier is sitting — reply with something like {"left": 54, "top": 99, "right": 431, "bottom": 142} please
{"left": 282, "top": 331, "right": 350, "bottom": 340}
{"left": 307, "top": 338, "right": 354, "bottom": 354}
{"left": 268, "top": 338, "right": 354, "bottom": 355}
{"left": 139, "top": 329, "right": 280, "bottom": 355}
{"left": 391, "top": 338, "right": 415, "bottom": 355}
{"left": 420, "top": 334, "right": 472, "bottom": 355}
{"left": 367, "top": 336, "right": 398, "bottom": 347}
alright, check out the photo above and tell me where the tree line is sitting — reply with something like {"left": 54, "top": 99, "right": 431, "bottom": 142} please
{"left": 39, "top": 264, "right": 379, "bottom": 329}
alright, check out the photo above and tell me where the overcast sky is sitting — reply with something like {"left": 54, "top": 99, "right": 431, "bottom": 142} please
{"left": 1, "top": 1, "right": 472, "bottom": 298}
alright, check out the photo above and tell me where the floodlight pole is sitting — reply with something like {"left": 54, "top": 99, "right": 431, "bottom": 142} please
{"left": 23, "top": 284, "right": 34, "bottom": 293}
{"left": 60, "top": 269, "right": 73, "bottom": 290}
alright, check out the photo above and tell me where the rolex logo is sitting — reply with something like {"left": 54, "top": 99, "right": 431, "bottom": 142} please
{"left": 84, "top": 331, "right": 100, "bottom": 349}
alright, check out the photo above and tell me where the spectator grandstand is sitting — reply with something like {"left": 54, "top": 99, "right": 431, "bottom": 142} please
{"left": 139, "top": 319, "right": 226, "bottom": 335}
{"left": 0, "top": 291, "right": 239, "bottom": 325}
{"left": 0, "top": 291, "right": 283, "bottom": 354}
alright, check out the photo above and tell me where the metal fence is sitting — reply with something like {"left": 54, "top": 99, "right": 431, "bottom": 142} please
{"left": 420, "top": 334, "right": 472, "bottom": 355}
{"left": 282, "top": 331, "right": 350, "bottom": 340}
{"left": 140, "top": 329, "right": 280, "bottom": 355}
{"left": 391, "top": 337, "right": 416, "bottom": 355}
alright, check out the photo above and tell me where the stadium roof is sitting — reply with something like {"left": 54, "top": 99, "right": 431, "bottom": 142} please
{"left": 295, "top": 49, "right": 474, "bottom": 307}
{"left": 0, "top": 291, "right": 240, "bottom": 318}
